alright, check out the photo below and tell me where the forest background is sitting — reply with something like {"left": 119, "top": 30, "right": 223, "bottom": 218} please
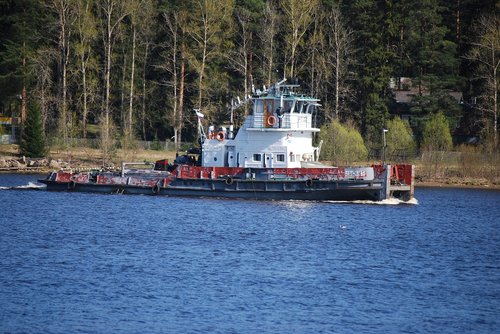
{"left": 0, "top": 0, "right": 498, "bottom": 184}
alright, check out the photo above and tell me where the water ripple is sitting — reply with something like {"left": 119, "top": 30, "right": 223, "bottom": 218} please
{"left": 0, "top": 174, "right": 499, "bottom": 333}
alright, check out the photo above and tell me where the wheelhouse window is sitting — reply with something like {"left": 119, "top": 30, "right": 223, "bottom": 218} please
{"left": 253, "top": 154, "right": 262, "bottom": 162}
{"left": 276, "top": 154, "right": 285, "bottom": 162}
{"left": 295, "top": 101, "right": 304, "bottom": 113}
{"left": 253, "top": 100, "right": 263, "bottom": 114}
{"left": 264, "top": 99, "right": 274, "bottom": 115}
{"left": 306, "top": 104, "right": 316, "bottom": 114}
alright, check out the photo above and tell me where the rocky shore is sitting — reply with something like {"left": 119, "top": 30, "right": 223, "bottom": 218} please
{"left": 0, "top": 156, "right": 71, "bottom": 172}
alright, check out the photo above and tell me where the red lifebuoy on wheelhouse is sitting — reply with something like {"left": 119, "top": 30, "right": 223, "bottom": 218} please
{"left": 267, "top": 115, "right": 277, "bottom": 127}
{"left": 216, "top": 131, "right": 225, "bottom": 141}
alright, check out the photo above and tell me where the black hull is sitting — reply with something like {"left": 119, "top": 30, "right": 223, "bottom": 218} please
{"left": 39, "top": 178, "right": 387, "bottom": 201}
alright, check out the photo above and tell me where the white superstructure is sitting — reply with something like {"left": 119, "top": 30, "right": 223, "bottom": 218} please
{"left": 201, "top": 79, "right": 322, "bottom": 168}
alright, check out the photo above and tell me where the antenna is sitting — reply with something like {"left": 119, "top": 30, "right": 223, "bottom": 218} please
{"left": 277, "top": 78, "right": 287, "bottom": 86}
{"left": 193, "top": 109, "right": 206, "bottom": 144}
{"left": 228, "top": 100, "right": 235, "bottom": 140}
{"left": 250, "top": 74, "right": 255, "bottom": 94}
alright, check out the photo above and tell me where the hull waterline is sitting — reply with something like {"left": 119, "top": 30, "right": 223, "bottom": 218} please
{"left": 39, "top": 166, "right": 413, "bottom": 202}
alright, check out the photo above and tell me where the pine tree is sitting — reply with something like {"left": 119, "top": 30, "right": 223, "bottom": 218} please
{"left": 0, "top": 0, "right": 46, "bottom": 124}
{"left": 20, "top": 101, "right": 47, "bottom": 158}
{"left": 340, "top": 0, "right": 395, "bottom": 145}
{"left": 408, "top": 0, "right": 459, "bottom": 93}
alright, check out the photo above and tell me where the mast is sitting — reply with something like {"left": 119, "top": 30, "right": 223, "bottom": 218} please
{"left": 194, "top": 109, "right": 206, "bottom": 144}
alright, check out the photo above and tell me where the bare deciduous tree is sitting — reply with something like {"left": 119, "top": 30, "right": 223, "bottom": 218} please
{"left": 228, "top": 7, "right": 252, "bottom": 115}
{"left": 465, "top": 14, "right": 500, "bottom": 149}
{"left": 32, "top": 48, "right": 57, "bottom": 133}
{"left": 187, "top": 0, "right": 234, "bottom": 112}
{"left": 97, "top": 0, "right": 131, "bottom": 160}
{"left": 325, "top": 5, "right": 355, "bottom": 120}
{"left": 74, "top": 0, "right": 98, "bottom": 138}
{"left": 261, "top": 2, "right": 278, "bottom": 87}
{"left": 125, "top": 0, "right": 154, "bottom": 142}
{"left": 281, "top": 0, "right": 319, "bottom": 79}
{"left": 47, "top": 0, "right": 76, "bottom": 143}
{"left": 162, "top": 9, "right": 185, "bottom": 151}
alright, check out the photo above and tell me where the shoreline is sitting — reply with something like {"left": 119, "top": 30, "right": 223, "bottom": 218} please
{"left": 2, "top": 145, "right": 498, "bottom": 191}
{"left": 2, "top": 168, "right": 499, "bottom": 191}
{"left": 415, "top": 181, "right": 500, "bottom": 191}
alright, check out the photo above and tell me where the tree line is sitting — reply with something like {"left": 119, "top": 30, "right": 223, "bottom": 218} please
{"left": 0, "top": 0, "right": 498, "bottom": 158}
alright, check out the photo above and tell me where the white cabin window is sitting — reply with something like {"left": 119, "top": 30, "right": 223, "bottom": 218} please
{"left": 276, "top": 154, "right": 285, "bottom": 162}
{"left": 253, "top": 154, "right": 262, "bottom": 162}
{"left": 290, "top": 154, "right": 295, "bottom": 162}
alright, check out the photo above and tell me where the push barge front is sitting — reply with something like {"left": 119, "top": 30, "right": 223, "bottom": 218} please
{"left": 40, "top": 79, "right": 414, "bottom": 202}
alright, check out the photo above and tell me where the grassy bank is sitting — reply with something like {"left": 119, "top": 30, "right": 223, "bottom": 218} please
{"left": 413, "top": 150, "right": 500, "bottom": 189}
{"left": 1, "top": 144, "right": 499, "bottom": 190}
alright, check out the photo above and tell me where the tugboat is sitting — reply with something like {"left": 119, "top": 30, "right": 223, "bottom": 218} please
{"left": 40, "top": 79, "right": 414, "bottom": 201}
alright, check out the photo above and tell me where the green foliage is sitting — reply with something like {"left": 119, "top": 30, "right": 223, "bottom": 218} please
{"left": 151, "top": 136, "right": 163, "bottom": 151}
{"left": 386, "top": 117, "right": 416, "bottom": 159}
{"left": 410, "top": 91, "right": 462, "bottom": 117}
{"left": 320, "top": 120, "right": 368, "bottom": 165}
{"left": 20, "top": 101, "right": 46, "bottom": 158}
{"left": 120, "top": 131, "right": 138, "bottom": 151}
{"left": 186, "top": 0, "right": 235, "bottom": 113}
{"left": 407, "top": 0, "right": 458, "bottom": 92}
{"left": 341, "top": 1, "right": 394, "bottom": 140}
{"left": 364, "top": 93, "right": 389, "bottom": 146}
{"left": 421, "top": 113, "right": 453, "bottom": 151}
{"left": 0, "top": 0, "right": 497, "bottom": 146}
{"left": 0, "top": 0, "right": 47, "bottom": 99}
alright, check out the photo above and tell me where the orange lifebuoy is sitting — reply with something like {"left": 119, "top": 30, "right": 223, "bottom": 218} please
{"left": 216, "top": 131, "right": 225, "bottom": 141}
{"left": 267, "top": 115, "right": 277, "bottom": 126}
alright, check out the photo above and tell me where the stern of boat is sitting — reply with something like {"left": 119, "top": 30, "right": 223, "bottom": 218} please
{"left": 374, "top": 164, "right": 414, "bottom": 201}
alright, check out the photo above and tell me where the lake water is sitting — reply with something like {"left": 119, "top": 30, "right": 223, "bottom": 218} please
{"left": 0, "top": 173, "right": 499, "bottom": 333}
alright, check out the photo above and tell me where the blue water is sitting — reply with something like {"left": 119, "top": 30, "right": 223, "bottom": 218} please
{"left": 0, "top": 174, "right": 499, "bottom": 333}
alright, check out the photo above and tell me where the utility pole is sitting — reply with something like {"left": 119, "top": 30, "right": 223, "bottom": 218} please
{"left": 382, "top": 128, "right": 388, "bottom": 164}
